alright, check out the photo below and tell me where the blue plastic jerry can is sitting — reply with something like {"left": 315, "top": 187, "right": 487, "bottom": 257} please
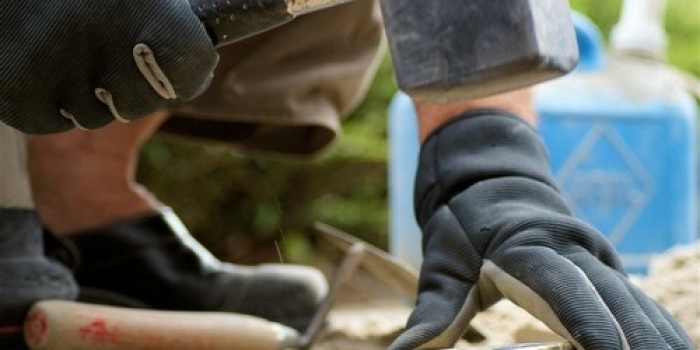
{"left": 388, "top": 92, "right": 422, "bottom": 269}
{"left": 388, "top": 11, "right": 697, "bottom": 275}
{"left": 535, "top": 12, "right": 697, "bottom": 275}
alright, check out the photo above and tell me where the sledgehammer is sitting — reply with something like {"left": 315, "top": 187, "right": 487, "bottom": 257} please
{"left": 380, "top": 0, "right": 579, "bottom": 103}
{"left": 193, "top": 0, "right": 579, "bottom": 101}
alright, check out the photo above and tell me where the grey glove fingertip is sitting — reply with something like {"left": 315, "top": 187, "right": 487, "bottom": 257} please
{"left": 133, "top": 43, "right": 177, "bottom": 100}
{"left": 569, "top": 253, "right": 685, "bottom": 350}
{"left": 59, "top": 109, "right": 89, "bottom": 130}
{"left": 388, "top": 209, "right": 482, "bottom": 350}
{"left": 94, "top": 88, "right": 131, "bottom": 124}
{"left": 623, "top": 278, "right": 694, "bottom": 349}
{"left": 56, "top": 77, "right": 125, "bottom": 130}
{"left": 491, "top": 246, "right": 628, "bottom": 349}
{"left": 136, "top": 10, "right": 218, "bottom": 102}
{"left": 0, "top": 100, "right": 67, "bottom": 134}
{"left": 95, "top": 63, "right": 170, "bottom": 122}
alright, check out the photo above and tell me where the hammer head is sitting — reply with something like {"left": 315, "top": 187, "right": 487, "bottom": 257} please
{"left": 381, "top": 0, "right": 579, "bottom": 103}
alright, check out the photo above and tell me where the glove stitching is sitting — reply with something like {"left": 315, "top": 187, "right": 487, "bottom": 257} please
{"left": 59, "top": 109, "right": 88, "bottom": 130}
{"left": 94, "top": 88, "right": 130, "bottom": 124}
{"left": 133, "top": 43, "right": 177, "bottom": 100}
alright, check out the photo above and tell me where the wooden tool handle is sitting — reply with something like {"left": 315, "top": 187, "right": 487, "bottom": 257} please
{"left": 25, "top": 300, "right": 297, "bottom": 350}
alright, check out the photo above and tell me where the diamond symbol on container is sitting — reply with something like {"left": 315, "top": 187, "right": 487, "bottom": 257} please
{"left": 554, "top": 123, "right": 655, "bottom": 245}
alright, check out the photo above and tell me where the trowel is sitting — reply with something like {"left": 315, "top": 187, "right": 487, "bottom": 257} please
{"left": 313, "top": 222, "right": 487, "bottom": 343}
{"left": 313, "top": 223, "right": 575, "bottom": 350}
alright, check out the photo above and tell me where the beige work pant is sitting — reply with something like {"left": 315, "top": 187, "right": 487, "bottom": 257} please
{"left": 0, "top": 123, "right": 32, "bottom": 208}
{"left": 165, "top": 0, "right": 385, "bottom": 157}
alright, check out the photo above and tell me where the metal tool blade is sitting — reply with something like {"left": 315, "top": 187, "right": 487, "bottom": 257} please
{"left": 313, "top": 222, "right": 419, "bottom": 299}
{"left": 312, "top": 222, "right": 488, "bottom": 343}
{"left": 190, "top": 0, "right": 356, "bottom": 47}
{"left": 289, "top": 241, "right": 366, "bottom": 350}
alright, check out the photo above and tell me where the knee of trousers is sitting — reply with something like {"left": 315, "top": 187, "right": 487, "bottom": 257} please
{"left": 0, "top": 123, "right": 33, "bottom": 208}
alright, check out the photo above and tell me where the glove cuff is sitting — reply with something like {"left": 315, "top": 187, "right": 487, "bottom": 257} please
{"left": 414, "top": 110, "right": 558, "bottom": 226}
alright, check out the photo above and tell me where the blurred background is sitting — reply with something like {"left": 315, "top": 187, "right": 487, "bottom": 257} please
{"left": 136, "top": 0, "right": 700, "bottom": 265}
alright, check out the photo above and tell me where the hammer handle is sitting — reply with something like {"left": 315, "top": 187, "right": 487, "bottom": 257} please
{"left": 25, "top": 300, "right": 290, "bottom": 350}
{"left": 190, "top": 0, "right": 354, "bottom": 47}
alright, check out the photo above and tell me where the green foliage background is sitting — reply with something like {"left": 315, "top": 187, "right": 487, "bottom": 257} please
{"left": 138, "top": 0, "right": 699, "bottom": 264}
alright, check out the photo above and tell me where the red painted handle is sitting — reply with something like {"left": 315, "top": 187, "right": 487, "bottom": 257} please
{"left": 25, "top": 300, "right": 296, "bottom": 350}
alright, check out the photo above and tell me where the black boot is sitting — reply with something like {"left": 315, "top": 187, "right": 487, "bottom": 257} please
{"left": 0, "top": 209, "right": 77, "bottom": 349}
{"left": 44, "top": 208, "right": 327, "bottom": 332}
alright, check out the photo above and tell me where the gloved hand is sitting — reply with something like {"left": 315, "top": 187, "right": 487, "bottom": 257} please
{"left": 0, "top": 0, "right": 218, "bottom": 134}
{"left": 388, "top": 112, "right": 694, "bottom": 350}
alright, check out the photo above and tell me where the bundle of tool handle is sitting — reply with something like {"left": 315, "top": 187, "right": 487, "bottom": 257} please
{"left": 25, "top": 224, "right": 574, "bottom": 350}
{"left": 21, "top": 0, "right": 580, "bottom": 348}
{"left": 25, "top": 241, "right": 366, "bottom": 350}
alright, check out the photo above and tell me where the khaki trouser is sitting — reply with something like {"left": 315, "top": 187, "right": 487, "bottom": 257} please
{"left": 0, "top": 123, "right": 32, "bottom": 208}
{"left": 165, "top": 0, "right": 385, "bottom": 156}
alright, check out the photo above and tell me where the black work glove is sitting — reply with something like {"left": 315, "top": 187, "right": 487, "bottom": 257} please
{"left": 388, "top": 112, "right": 694, "bottom": 350}
{"left": 0, "top": 0, "right": 218, "bottom": 134}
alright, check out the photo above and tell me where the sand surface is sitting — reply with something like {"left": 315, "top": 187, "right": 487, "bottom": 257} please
{"left": 312, "top": 242, "right": 700, "bottom": 349}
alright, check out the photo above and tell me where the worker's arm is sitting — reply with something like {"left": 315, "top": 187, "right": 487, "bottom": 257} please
{"left": 388, "top": 89, "right": 694, "bottom": 350}
{"left": 0, "top": 0, "right": 218, "bottom": 134}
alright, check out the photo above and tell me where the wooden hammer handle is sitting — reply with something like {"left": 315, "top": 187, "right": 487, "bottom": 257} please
{"left": 25, "top": 300, "right": 296, "bottom": 350}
